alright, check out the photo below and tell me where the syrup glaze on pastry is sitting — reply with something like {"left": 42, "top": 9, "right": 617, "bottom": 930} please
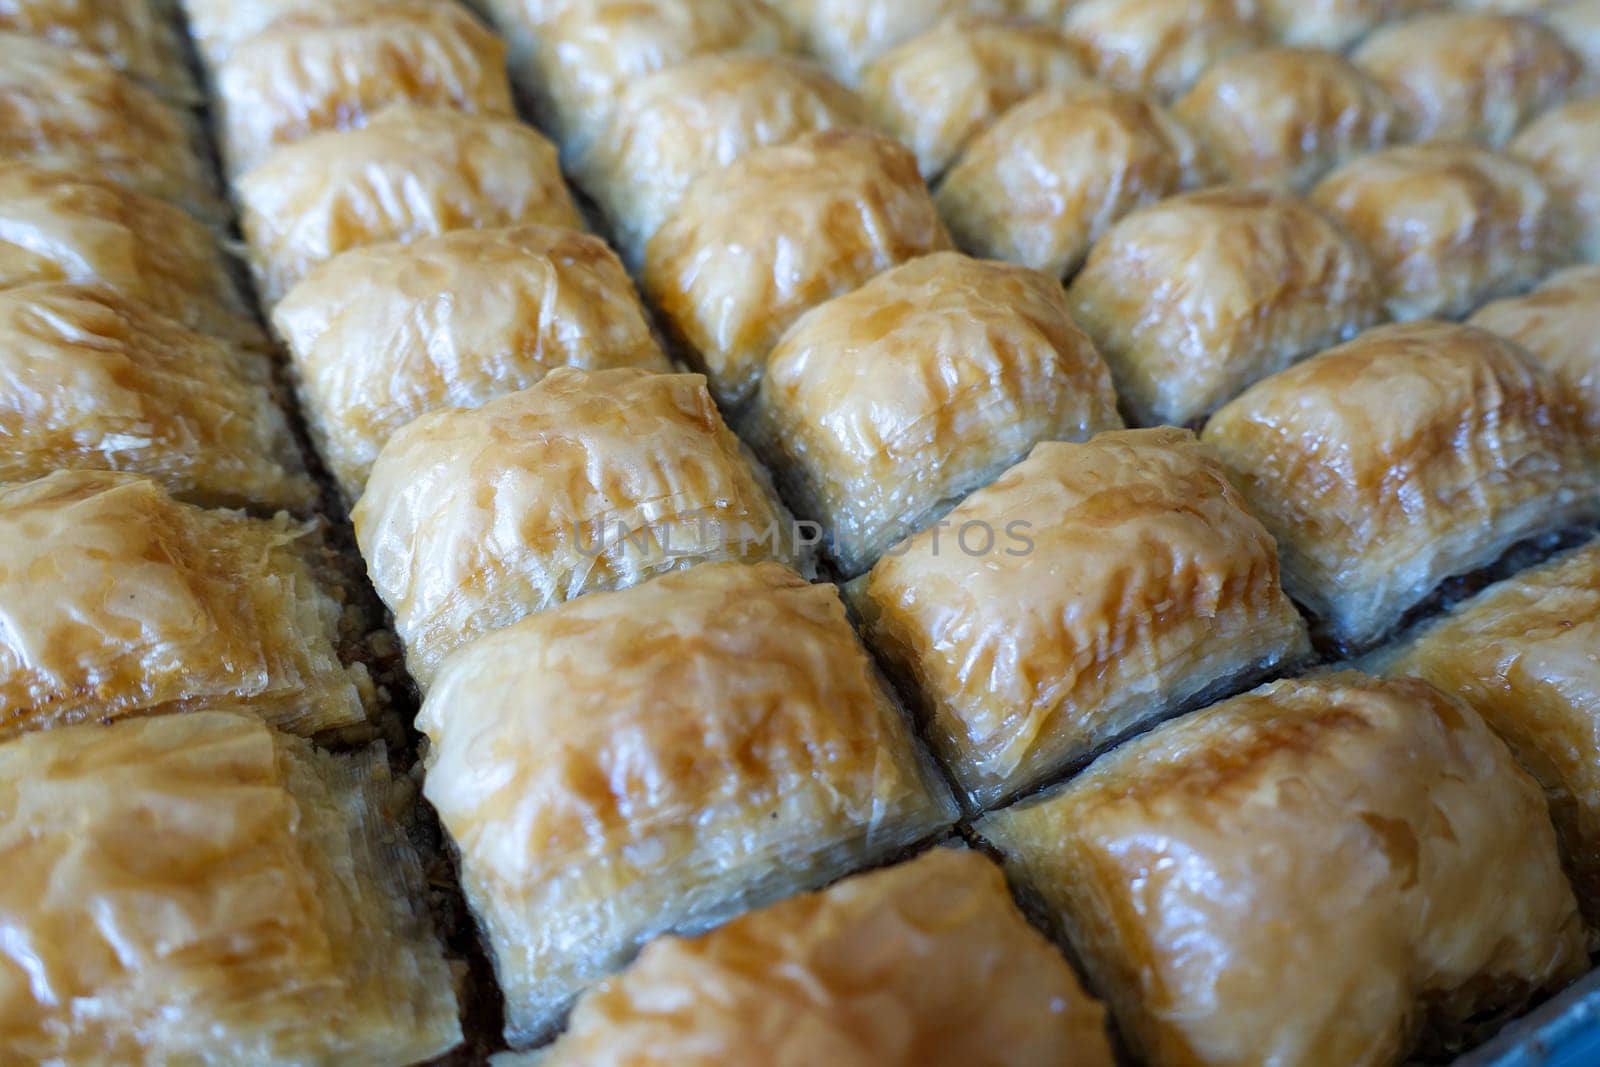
{"left": 1511, "top": 96, "right": 1600, "bottom": 263}
{"left": 1063, "top": 0, "right": 1267, "bottom": 100}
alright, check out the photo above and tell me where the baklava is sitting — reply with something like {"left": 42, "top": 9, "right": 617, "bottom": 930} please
{"left": 0, "top": 471, "right": 370, "bottom": 740}
{"left": 1548, "top": 0, "right": 1600, "bottom": 91}
{"left": 854, "top": 428, "right": 1310, "bottom": 809}
{"left": 746, "top": 252, "right": 1123, "bottom": 576}
{"left": 540, "top": 848, "right": 1114, "bottom": 1066}
{"left": 235, "top": 106, "right": 582, "bottom": 305}
{"left": 185, "top": 0, "right": 419, "bottom": 66}
{"left": 418, "top": 561, "right": 955, "bottom": 1044}
{"left": 935, "top": 83, "right": 1206, "bottom": 279}
{"left": 644, "top": 129, "right": 950, "bottom": 410}
{"left": 1062, "top": 0, "right": 1266, "bottom": 100}
{"left": 0, "top": 0, "right": 194, "bottom": 100}
{"left": 353, "top": 368, "right": 799, "bottom": 688}
{"left": 273, "top": 225, "right": 671, "bottom": 500}
{"left": 977, "top": 672, "right": 1587, "bottom": 1067}
{"left": 1068, "top": 185, "right": 1383, "bottom": 427}
{"left": 1511, "top": 96, "right": 1600, "bottom": 262}
{"left": 1256, "top": 0, "right": 1432, "bottom": 50}
{"left": 770, "top": 0, "right": 1009, "bottom": 85}
{"left": 0, "top": 711, "right": 460, "bottom": 1064}
{"left": 1203, "top": 321, "right": 1597, "bottom": 649}
{"left": 1311, "top": 142, "right": 1564, "bottom": 321}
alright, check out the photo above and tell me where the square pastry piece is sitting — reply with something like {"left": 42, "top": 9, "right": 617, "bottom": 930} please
{"left": 1204, "top": 321, "right": 1597, "bottom": 650}
{"left": 747, "top": 252, "right": 1123, "bottom": 577}
{"left": 853, "top": 428, "right": 1309, "bottom": 810}
{"left": 644, "top": 129, "right": 950, "bottom": 410}
{"left": 0, "top": 472, "right": 370, "bottom": 741}
{"left": 354, "top": 368, "right": 799, "bottom": 689}
{"left": 185, "top": 0, "right": 422, "bottom": 66}
{"left": 1062, "top": 0, "right": 1266, "bottom": 100}
{"left": 1380, "top": 541, "right": 1600, "bottom": 935}
{"left": 1511, "top": 97, "right": 1600, "bottom": 263}
{"left": 272, "top": 225, "right": 670, "bottom": 499}
{"left": 1256, "top": 0, "right": 1432, "bottom": 51}
{"left": 418, "top": 561, "right": 956, "bottom": 1045}
{"left": 1067, "top": 186, "right": 1382, "bottom": 427}
{"left": 0, "top": 0, "right": 193, "bottom": 101}
{"left": 976, "top": 673, "right": 1587, "bottom": 1067}
{"left": 0, "top": 711, "right": 461, "bottom": 1064}
{"left": 538, "top": 848, "right": 1114, "bottom": 1066}
{"left": 768, "top": 0, "right": 1007, "bottom": 85}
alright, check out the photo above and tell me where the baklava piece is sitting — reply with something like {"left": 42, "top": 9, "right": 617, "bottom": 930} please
{"left": 214, "top": 0, "right": 515, "bottom": 175}
{"left": 1062, "top": 0, "right": 1267, "bottom": 100}
{"left": 976, "top": 672, "right": 1586, "bottom": 1067}
{"left": 1471, "top": 265, "right": 1600, "bottom": 452}
{"left": 184, "top": 0, "right": 417, "bottom": 66}
{"left": 1511, "top": 96, "right": 1600, "bottom": 263}
{"left": 1548, "top": 0, "right": 1600, "bottom": 91}
{"left": 854, "top": 428, "right": 1310, "bottom": 810}
{"left": 935, "top": 83, "right": 1205, "bottom": 278}
{"left": 573, "top": 53, "right": 864, "bottom": 266}
{"left": 0, "top": 0, "right": 193, "bottom": 100}
{"left": 1353, "top": 12, "right": 1581, "bottom": 147}
{"left": 1256, "top": 0, "right": 1432, "bottom": 50}
{"left": 1203, "top": 321, "right": 1597, "bottom": 649}
{"left": 1174, "top": 47, "right": 1396, "bottom": 192}
{"left": 0, "top": 471, "right": 370, "bottom": 740}
{"left": 0, "top": 162, "right": 262, "bottom": 347}
{"left": 0, "top": 284, "right": 313, "bottom": 511}
{"left": 1067, "top": 186, "right": 1382, "bottom": 427}
{"left": 747, "top": 252, "right": 1122, "bottom": 576}
{"left": 770, "top": 0, "right": 1009, "bottom": 85}
{"left": 236, "top": 106, "right": 582, "bottom": 306}
{"left": 859, "top": 17, "right": 1086, "bottom": 180}
{"left": 418, "top": 561, "right": 956, "bottom": 1043}
{"left": 274, "top": 225, "right": 670, "bottom": 500}
{"left": 1311, "top": 142, "right": 1563, "bottom": 321}
{"left": 1380, "top": 542, "right": 1600, "bottom": 932}
{"left": 518, "top": 0, "right": 796, "bottom": 149}
{"left": 540, "top": 848, "right": 1114, "bottom": 1066}
{"left": 644, "top": 129, "right": 950, "bottom": 410}
{"left": 354, "top": 368, "right": 798, "bottom": 688}
{"left": 0, "top": 36, "right": 222, "bottom": 222}
{"left": 0, "top": 711, "right": 461, "bottom": 1064}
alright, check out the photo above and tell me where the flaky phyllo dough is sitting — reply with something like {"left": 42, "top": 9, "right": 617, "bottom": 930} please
{"left": 0, "top": 0, "right": 194, "bottom": 101}
{"left": 977, "top": 673, "right": 1587, "bottom": 1067}
{"left": 0, "top": 162, "right": 263, "bottom": 348}
{"left": 540, "top": 848, "right": 1114, "bottom": 1067}
{"left": 1256, "top": 0, "right": 1432, "bottom": 51}
{"left": 354, "top": 368, "right": 800, "bottom": 689}
{"left": 1204, "top": 321, "right": 1599, "bottom": 650}
{"left": 214, "top": 0, "right": 515, "bottom": 175}
{"left": 0, "top": 36, "right": 223, "bottom": 222}
{"left": 0, "top": 472, "right": 369, "bottom": 741}
{"left": 1512, "top": 97, "right": 1600, "bottom": 263}
{"left": 236, "top": 106, "right": 582, "bottom": 305}
{"left": 0, "top": 711, "right": 461, "bottom": 1063}
{"left": 854, "top": 428, "right": 1309, "bottom": 808}
{"left": 418, "top": 561, "right": 956, "bottom": 1045}
{"left": 1062, "top": 0, "right": 1266, "bottom": 100}
{"left": 0, "top": 284, "right": 313, "bottom": 510}
{"left": 273, "top": 225, "right": 669, "bottom": 499}
{"left": 769, "top": 0, "right": 1007, "bottom": 85}
{"left": 185, "top": 0, "right": 426, "bottom": 65}
{"left": 747, "top": 252, "right": 1123, "bottom": 576}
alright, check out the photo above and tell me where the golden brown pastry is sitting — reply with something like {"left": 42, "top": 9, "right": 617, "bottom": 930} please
{"left": 0, "top": 36, "right": 223, "bottom": 222}
{"left": 0, "top": 711, "right": 461, "bottom": 1064}
{"left": 1063, "top": 0, "right": 1267, "bottom": 100}
{"left": 854, "top": 428, "right": 1310, "bottom": 809}
{"left": 0, "top": 162, "right": 262, "bottom": 348}
{"left": 1378, "top": 542, "right": 1600, "bottom": 932}
{"left": 1174, "top": 47, "right": 1396, "bottom": 192}
{"left": 859, "top": 17, "right": 1086, "bottom": 179}
{"left": 0, "top": 471, "right": 370, "bottom": 740}
{"left": 976, "top": 672, "right": 1587, "bottom": 1067}
{"left": 935, "top": 83, "right": 1205, "bottom": 278}
{"left": 236, "top": 106, "right": 582, "bottom": 306}
{"left": 1067, "top": 186, "right": 1382, "bottom": 427}
{"left": 274, "top": 226, "right": 670, "bottom": 500}
{"left": 0, "top": 284, "right": 313, "bottom": 511}
{"left": 771, "top": 0, "right": 1011, "bottom": 84}
{"left": 746, "top": 252, "right": 1122, "bottom": 576}
{"left": 1311, "top": 142, "right": 1564, "bottom": 321}
{"left": 354, "top": 368, "right": 800, "bottom": 688}
{"left": 1548, "top": 0, "right": 1600, "bottom": 91}
{"left": 540, "top": 848, "right": 1115, "bottom": 1067}
{"left": 573, "top": 53, "right": 864, "bottom": 267}
{"left": 1470, "top": 265, "right": 1600, "bottom": 453}
{"left": 417, "top": 561, "right": 956, "bottom": 1044}
{"left": 214, "top": 1, "right": 515, "bottom": 176}
{"left": 645, "top": 129, "right": 949, "bottom": 409}
{"left": 184, "top": 0, "right": 417, "bottom": 65}
{"left": 1511, "top": 96, "right": 1600, "bottom": 263}
{"left": 517, "top": 0, "right": 796, "bottom": 149}
{"left": 1256, "top": 0, "right": 1433, "bottom": 50}
{"left": 1353, "top": 12, "right": 1581, "bottom": 147}
{"left": 1203, "top": 321, "right": 1597, "bottom": 648}
{"left": 0, "top": 0, "right": 194, "bottom": 100}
